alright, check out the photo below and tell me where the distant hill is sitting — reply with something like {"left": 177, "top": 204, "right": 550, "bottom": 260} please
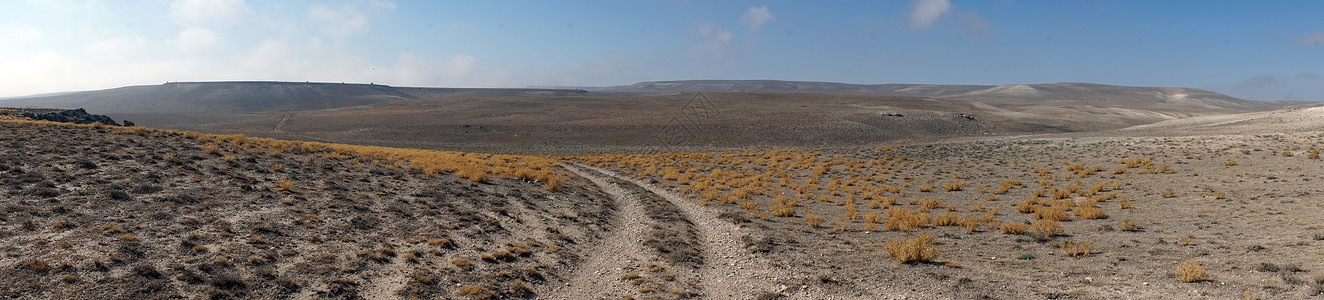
{"left": 596, "top": 80, "right": 1264, "bottom": 107}
{"left": 0, "top": 81, "right": 589, "bottom": 114}
{"left": 0, "top": 79, "right": 1306, "bottom": 152}
{"left": 592, "top": 80, "right": 991, "bottom": 96}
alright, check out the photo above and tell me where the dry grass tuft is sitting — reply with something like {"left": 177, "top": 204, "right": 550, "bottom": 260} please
{"left": 1000, "top": 222, "right": 1028, "bottom": 235}
{"left": 804, "top": 212, "right": 825, "bottom": 228}
{"left": 1074, "top": 206, "right": 1107, "bottom": 220}
{"left": 883, "top": 207, "right": 930, "bottom": 232}
{"left": 458, "top": 285, "right": 495, "bottom": 297}
{"left": 1029, "top": 219, "right": 1064, "bottom": 240}
{"left": 1032, "top": 206, "right": 1071, "bottom": 221}
{"left": 1117, "top": 218, "right": 1141, "bottom": 231}
{"left": 884, "top": 232, "right": 939, "bottom": 264}
{"left": 943, "top": 181, "right": 968, "bottom": 192}
{"left": 1059, "top": 240, "right": 1095, "bottom": 257}
{"left": 1174, "top": 262, "right": 1210, "bottom": 283}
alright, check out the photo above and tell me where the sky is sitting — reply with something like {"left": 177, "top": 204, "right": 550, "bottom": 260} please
{"left": 2, "top": 0, "right": 1323, "bottom": 100}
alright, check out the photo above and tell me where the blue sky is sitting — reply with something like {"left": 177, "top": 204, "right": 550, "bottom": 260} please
{"left": 2, "top": 0, "right": 1323, "bottom": 100}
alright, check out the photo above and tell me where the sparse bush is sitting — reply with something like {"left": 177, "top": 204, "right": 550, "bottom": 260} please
{"left": 23, "top": 259, "right": 47, "bottom": 272}
{"left": 933, "top": 213, "right": 958, "bottom": 226}
{"left": 804, "top": 213, "right": 825, "bottom": 228}
{"left": 275, "top": 178, "right": 295, "bottom": 192}
{"left": 1117, "top": 218, "right": 1141, "bottom": 231}
{"left": 1074, "top": 206, "right": 1107, "bottom": 220}
{"left": 884, "top": 232, "right": 938, "bottom": 263}
{"left": 1175, "top": 262, "right": 1210, "bottom": 282}
{"left": 1160, "top": 188, "right": 1176, "bottom": 198}
{"left": 1059, "top": 240, "right": 1095, "bottom": 257}
{"left": 883, "top": 207, "right": 930, "bottom": 232}
{"left": 1029, "top": 219, "right": 1064, "bottom": 240}
{"left": 458, "top": 285, "right": 494, "bottom": 297}
{"left": 428, "top": 238, "right": 453, "bottom": 248}
{"left": 943, "top": 181, "right": 968, "bottom": 191}
{"left": 1283, "top": 151, "right": 1295, "bottom": 157}
{"left": 1001, "top": 222, "right": 1028, "bottom": 235}
{"left": 1032, "top": 207, "right": 1071, "bottom": 221}
{"left": 1224, "top": 160, "right": 1238, "bottom": 166}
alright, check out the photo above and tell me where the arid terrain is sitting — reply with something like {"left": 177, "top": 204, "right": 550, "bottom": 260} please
{"left": 3, "top": 81, "right": 1324, "bottom": 299}
{"left": 2, "top": 81, "right": 1305, "bottom": 154}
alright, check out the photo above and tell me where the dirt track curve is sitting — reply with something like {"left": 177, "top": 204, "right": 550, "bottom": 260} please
{"left": 564, "top": 164, "right": 837, "bottom": 299}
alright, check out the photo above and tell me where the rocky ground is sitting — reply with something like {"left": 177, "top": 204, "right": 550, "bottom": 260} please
{"left": 577, "top": 128, "right": 1324, "bottom": 299}
{"left": 0, "top": 120, "right": 618, "bottom": 299}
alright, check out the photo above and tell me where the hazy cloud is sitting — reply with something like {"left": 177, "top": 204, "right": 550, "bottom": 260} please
{"left": 740, "top": 6, "right": 775, "bottom": 33}
{"left": 174, "top": 27, "right": 220, "bottom": 53}
{"left": 954, "top": 11, "right": 991, "bottom": 40}
{"left": 0, "top": 25, "right": 42, "bottom": 42}
{"left": 87, "top": 36, "right": 145, "bottom": 62}
{"left": 365, "top": 0, "right": 397, "bottom": 11}
{"left": 169, "top": 0, "right": 251, "bottom": 26}
{"left": 1297, "top": 29, "right": 1324, "bottom": 46}
{"left": 1299, "top": 72, "right": 1322, "bottom": 80}
{"left": 909, "top": 0, "right": 951, "bottom": 28}
{"left": 309, "top": 4, "right": 370, "bottom": 46}
{"left": 688, "top": 23, "right": 733, "bottom": 59}
{"left": 1234, "top": 75, "right": 1279, "bottom": 89}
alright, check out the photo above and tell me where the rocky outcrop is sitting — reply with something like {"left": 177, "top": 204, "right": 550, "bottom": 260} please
{"left": 18, "top": 108, "right": 123, "bottom": 126}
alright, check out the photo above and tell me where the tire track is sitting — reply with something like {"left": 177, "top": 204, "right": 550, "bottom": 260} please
{"left": 273, "top": 113, "right": 290, "bottom": 132}
{"left": 575, "top": 164, "right": 816, "bottom": 299}
{"left": 545, "top": 165, "right": 658, "bottom": 299}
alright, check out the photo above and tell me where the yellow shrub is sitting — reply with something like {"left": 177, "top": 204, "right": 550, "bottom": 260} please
{"left": 804, "top": 213, "right": 825, "bottom": 228}
{"left": 933, "top": 213, "right": 958, "bottom": 226}
{"left": 1174, "top": 262, "right": 1210, "bottom": 282}
{"left": 1059, "top": 240, "right": 1095, "bottom": 257}
{"left": 1000, "top": 222, "right": 1028, "bottom": 234}
{"left": 884, "top": 232, "right": 939, "bottom": 263}
{"left": 1032, "top": 207, "right": 1071, "bottom": 221}
{"left": 943, "top": 181, "right": 968, "bottom": 192}
{"left": 1030, "top": 219, "right": 1064, "bottom": 240}
{"left": 1074, "top": 206, "right": 1107, "bottom": 220}
{"left": 883, "top": 207, "right": 930, "bottom": 232}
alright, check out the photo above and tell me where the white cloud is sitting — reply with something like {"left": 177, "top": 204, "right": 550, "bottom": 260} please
{"left": 309, "top": 4, "right": 370, "bottom": 46}
{"left": 174, "top": 27, "right": 220, "bottom": 53}
{"left": 688, "top": 23, "right": 733, "bottom": 59}
{"left": 87, "top": 36, "right": 145, "bottom": 62}
{"left": 909, "top": 0, "right": 951, "bottom": 28}
{"left": 1296, "top": 29, "right": 1324, "bottom": 46}
{"left": 740, "top": 6, "right": 775, "bottom": 33}
{"left": 169, "top": 0, "right": 251, "bottom": 26}
{"left": 0, "top": 25, "right": 42, "bottom": 42}
{"left": 365, "top": 0, "right": 397, "bottom": 11}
